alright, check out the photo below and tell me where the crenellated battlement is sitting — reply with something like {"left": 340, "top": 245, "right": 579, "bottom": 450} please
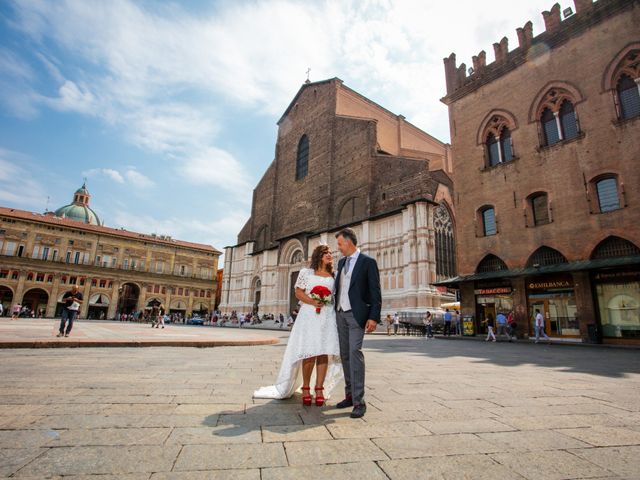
{"left": 442, "top": 0, "right": 636, "bottom": 103}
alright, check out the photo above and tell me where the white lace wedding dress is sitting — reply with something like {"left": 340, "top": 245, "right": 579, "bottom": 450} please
{"left": 253, "top": 268, "right": 343, "bottom": 399}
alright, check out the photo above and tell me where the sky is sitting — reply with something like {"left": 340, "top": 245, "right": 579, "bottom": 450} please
{"left": 0, "top": 0, "right": 569, "bottom": 254}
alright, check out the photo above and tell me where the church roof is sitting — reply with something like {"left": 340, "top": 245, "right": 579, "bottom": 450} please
{"left": 277, "top": 77, "right": 340, "bottom": 125}
{"left": 53, "top": 204, "right": 101, "bottom": 225}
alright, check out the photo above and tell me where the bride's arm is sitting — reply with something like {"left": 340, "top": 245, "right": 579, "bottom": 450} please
{"left": 295, "top": 288, "right": 323, "bottom": 308}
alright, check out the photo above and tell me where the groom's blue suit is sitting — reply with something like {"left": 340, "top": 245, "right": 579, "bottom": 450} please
{"left": 334, "top": 252, "right": 382, "bottom": 407}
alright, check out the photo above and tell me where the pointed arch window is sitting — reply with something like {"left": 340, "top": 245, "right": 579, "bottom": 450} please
{"left": 295, "top": 135, "right": 309, "bottom": 181}
{"left": 591, "top": 236, "right": 640, "bottom": 259}
{"left": 537, "top": 88, "right": 581, "bottom": 147}
{"left": 434, "top": 204, "right": 456, "bottom": 279}
{"left": 482, "top": 114, "right": 516, "bottom": 168}
{"left": 526, "top": 246, "right": 568, "bottom": 268}
{"left": 476, "top": 254, "right": 508, "bottom": 274}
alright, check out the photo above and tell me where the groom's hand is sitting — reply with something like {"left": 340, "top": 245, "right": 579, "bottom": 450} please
{"left": 365, "top": 320, "right": 377, "bottom": 333}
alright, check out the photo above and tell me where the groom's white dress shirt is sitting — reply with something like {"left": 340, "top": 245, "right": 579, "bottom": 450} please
{"left": 338, "top": 249, "right": 360, "bottom": 312}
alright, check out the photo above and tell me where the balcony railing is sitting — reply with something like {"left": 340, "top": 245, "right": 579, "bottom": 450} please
{"left": 0, "top": 253, "right": 215, "bottom": 281}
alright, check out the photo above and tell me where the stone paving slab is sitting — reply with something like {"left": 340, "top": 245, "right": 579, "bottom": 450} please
{"left": 378, "top": 454, "right": 521, "bottom": 480}
{"left": 174, "top": 443, "right": 287, "bottom": 470}
{"left": 0, "top": 334, "right": 638, "bottom": 478}
{"left": 262, "top": 461, "right": 389, "bottom": 480}
{"left": 15, "top": 445, "right": 181, "bottom": 476}
{"left": 284, "top": 438, "right": 388, "bottom": 466}
{"left": 490, "top": 450, "right": 613, "bottom": 480}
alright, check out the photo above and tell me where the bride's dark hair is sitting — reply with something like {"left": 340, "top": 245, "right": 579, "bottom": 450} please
{"left": 309, "top": 244, "right": 334, "bottom": 276}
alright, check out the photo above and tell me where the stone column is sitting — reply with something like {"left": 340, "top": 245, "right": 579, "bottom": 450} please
{"left": 14, "top": 271, "right": 27, "bottom": 305}
{"left": 187, "top": 290, "right": 194, "bottom": 316}
{"left": 80, "top": 280, "right": 92, "bottom": 318}
{"left": 572, "top": 271, "right": 597, "bottom": 343}
{"left": 108, "top": 281, "right": 120, "bottom": 319}
{"left": 512, "top": 276, "right": 529, "bottom": 339}
{"left": 45, "top": 274, "right": 62, "bottom": 317}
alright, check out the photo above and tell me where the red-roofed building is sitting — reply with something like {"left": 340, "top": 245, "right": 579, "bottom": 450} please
{"left": 0, "top": 184, "right": 221, "bottom": 319}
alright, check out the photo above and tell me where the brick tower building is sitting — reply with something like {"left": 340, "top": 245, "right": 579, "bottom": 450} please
{"left": 220, "top": 78, "right": 456, "bottom": 317}
{"left": 440, "top": 0, "right": 640, "bottom": 344}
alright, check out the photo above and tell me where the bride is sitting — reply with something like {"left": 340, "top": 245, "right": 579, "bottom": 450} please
{"left": 253, "top": 244, "right": 342, "bottom": 406}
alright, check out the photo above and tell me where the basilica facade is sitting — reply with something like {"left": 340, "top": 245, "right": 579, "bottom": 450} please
{"left": 220, "top": 78, "right": 456, "bottom": 317}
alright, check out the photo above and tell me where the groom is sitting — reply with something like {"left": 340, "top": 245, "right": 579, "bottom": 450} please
{"left": 334, "top": 228, "right": 381, "bottom": 418}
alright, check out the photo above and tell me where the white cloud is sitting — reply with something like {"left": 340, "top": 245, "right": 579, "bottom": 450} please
{"left": 124, "top": 169, "right": 154, "bottom": 188}
{"left": 0, "top": 149, "right": 48, "bottom": 209}
{"left": 180, "top": 147, "right": 251, "bottom": 192}
{"left": 84, "top": 168, "right": 124, "bottom": 184}
{"left": 83, "top": 167, "right": 153, "bottom": 188}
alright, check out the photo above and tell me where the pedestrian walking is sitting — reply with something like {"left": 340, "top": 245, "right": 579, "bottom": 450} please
{"left": 155, "top": 304, "right": 166, "bottom": 329}
{"left": 507, "top": 310, "right": 517, "bottom": 341}
{"left": 484, "top": 313, "right": 496, "bottom": 342}
{"left": 443, "top": 308, "right": 452, "bottom": 336}
{"left": 385, "top": 314, "right": 393, "bottom": 335}
{"left": 534, "top": 309, "right": 551, "bottom": 343}
{"left": 392, "top": 312, "right": 400, "bottom": 335}
{"left": 11, "top": 303, "right": 21, "bottom": 320}
{"left": 423, "top": 311, "right": 433, "bottom": 338}
{"left": 57, "top": 285, "right": 83, "bottom": 337}
{"left": 496, "top": 311, "right": 509, "bottom": 340}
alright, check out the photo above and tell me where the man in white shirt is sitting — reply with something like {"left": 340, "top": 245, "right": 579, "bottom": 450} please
{"left": 534, "top": 309, "right": 551, "bottom": 343}
{"left": 393, "top": 313, "right": 400, "bottom": 335}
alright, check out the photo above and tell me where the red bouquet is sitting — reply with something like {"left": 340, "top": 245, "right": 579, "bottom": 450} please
{"left": 309, "top": 285, "right": 333, "bottom": 314}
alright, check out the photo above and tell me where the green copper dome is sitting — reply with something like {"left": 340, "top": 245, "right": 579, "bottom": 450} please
{"left": 53, "top": 183, "right": 102, "bottom": 226}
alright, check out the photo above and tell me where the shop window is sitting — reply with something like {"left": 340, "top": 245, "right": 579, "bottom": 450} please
{"left": 108, "top": 281, "right": 113, "bottom": 288}
{"left": 79, "top": 278, "right": 85, "bottom": 286}
{"left": 27, "top": 273, "right": 34, "bottom": 281}
{"left": 99, "top": 280, "right": 106, "bottom": 288}
{"left": 591, "top": 236, "right": 640, "bottom": 259}
{"left": 91, "top": 279, "right": 97, "bottom": 287}
{"left": 70, "top": 276, "right": 77, "bottom": 285}
{"left": 526, "top": 246, "right": 568, "bottom": 267}
{"left": 596, "top": 177, "right": 621, "bottom": 213}
{"left": 61, "top": 276, "right": 67, "bottom": 284}
{"left": 0, "top": 270, "right": 7, "bottom": 279}
{"left": 11, "top": 271, "right": 18, "bottom": 280}
{"left": 476, "top": 254, "right": 508, "bottom": 273}
{"left": 36, "top": 273, "right": 44, "bottom": 282}
{"left": 46, "top": 275, "right": 53, "bottom": 283}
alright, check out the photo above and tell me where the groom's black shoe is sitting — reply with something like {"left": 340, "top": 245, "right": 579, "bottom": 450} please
{"left": 350, "top": 403, "right": 366, "bottom": 418}
{"left": 336, "top": 395, "right": 353, "bottom": 409}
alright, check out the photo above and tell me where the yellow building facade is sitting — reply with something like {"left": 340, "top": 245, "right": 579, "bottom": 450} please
{"left": 0, "top": 185, "right": 220, "bottom": 319}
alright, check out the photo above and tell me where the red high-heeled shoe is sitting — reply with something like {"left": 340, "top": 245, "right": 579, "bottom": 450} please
{"left": 301, "top": 387, "right": 312, "bottom": 406}
{"left": 315, "top": 386, "right": 325, "bottom": 407}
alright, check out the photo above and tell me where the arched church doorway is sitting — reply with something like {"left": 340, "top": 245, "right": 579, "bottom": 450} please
{"left": 252, "top": 277, "right": 261, "bottom": 315}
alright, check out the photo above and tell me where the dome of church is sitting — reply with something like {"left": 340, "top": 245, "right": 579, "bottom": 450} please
{"left": 52, "top": 183, "right": 102, "bottom": 226}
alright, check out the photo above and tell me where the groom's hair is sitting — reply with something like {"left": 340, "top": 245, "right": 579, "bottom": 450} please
{"left": 335, "top": 228, "right": 358, "bottom": 246}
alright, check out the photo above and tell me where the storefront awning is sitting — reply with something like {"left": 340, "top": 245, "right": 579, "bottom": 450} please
{"left": 434, "top": 255, "right": 640, "bottom": 288}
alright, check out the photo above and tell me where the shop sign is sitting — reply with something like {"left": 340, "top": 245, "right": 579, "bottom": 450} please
{"left": 474, "top": 287, "right": 512, "bottom": 295}
{"left": 527, "top": 280, "right": 572, "bottom": 290}
{"left": 594, "top": 270, "right": 640, "bottom": 282}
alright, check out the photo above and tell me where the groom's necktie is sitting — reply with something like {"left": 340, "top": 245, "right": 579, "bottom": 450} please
{"left": 344, "top": 257, "right": 351, "bottom": 276}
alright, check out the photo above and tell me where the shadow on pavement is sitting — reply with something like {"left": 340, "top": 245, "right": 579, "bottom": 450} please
{"left": 363, "top": 335, "right": 640, "bottom": 378}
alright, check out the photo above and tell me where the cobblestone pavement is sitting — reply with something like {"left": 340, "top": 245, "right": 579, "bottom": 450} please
{"left": 0, "top": 333, "right": 639, "bottom": 479}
